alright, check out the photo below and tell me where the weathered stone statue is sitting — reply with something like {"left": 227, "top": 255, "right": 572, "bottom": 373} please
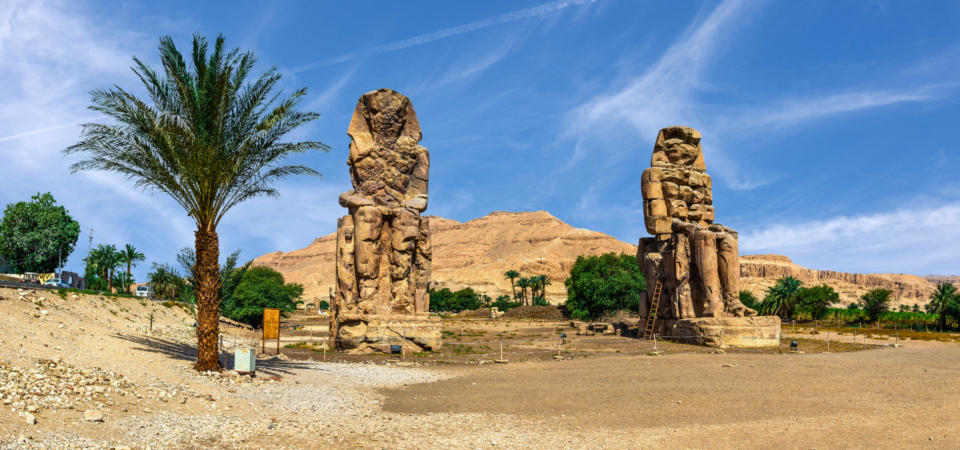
{"left": 638, "top": 126, "right": 779, "bottom": 347}
{"left": 331, "top": 89, "right": 440, "bottom": 352}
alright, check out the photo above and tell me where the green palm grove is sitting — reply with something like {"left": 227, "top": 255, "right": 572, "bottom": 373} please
{"left": 64, "top": 34, "right": 328, "bottom": 372}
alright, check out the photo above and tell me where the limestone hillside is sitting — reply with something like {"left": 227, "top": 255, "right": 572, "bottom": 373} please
{"left": 251, "top": 211, "right": 638, "bottom": 304}
{"left": 740, "top": 254, "right": 936, "bottom": 308}
{"left": 252, "top": 211, "right": 947, "bottom": 308}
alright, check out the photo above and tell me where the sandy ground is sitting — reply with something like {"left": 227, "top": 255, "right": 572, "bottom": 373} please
{"left": 2, "top": 287, "right": 960, "bottom": 449}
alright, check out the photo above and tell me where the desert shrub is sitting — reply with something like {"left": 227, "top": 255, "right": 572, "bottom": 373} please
{"left": 564, "top": 253, "right": 644, "bottom": 320}
{"left": 318, "top": 300, "right": 330, "bottom": 310}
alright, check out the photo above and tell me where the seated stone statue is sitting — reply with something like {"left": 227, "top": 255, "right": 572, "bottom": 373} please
{"left": 638, "top": 126, "right": 756, "bottom": 319}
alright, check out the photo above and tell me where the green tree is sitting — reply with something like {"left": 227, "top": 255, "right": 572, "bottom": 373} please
{"left": 318, "top": 300, "right": 330, "bottom": 311}
{"left": 927, "top": 282, "right": 958, "bottom": 332}
{"left": 504, "top": 270, "right": 520, "bottom": 301}
{"left": 859, "top": 288, "right": 893, "bottom": 323}
{"left": 536, "top": 274, "right": 552, "bottom": 300}
{"left": 64, "top": 34, "right": 328, "bottom": 372}
{"left": 795, "top": 284, "right": 840, "bottom": 320}
{"left": 516, "top": 277, "right": 531, "bottom": 306}
{"left": 147, "top": 263, "right": 184, "bottom": 300}
{"left": 491, "top": 295, "right": 521, "bottom": 312}
{"left": 221, "top": 266, "right": 303, "bottom": 328}
{"left": 739, "top": 290, "right": 760, "bottom": 310}
{"left": 428, "top": 287, "right": 482, "bottom": 312}
{"left": 113, "top": 272, "right": 135, "bottom": 295}
{"left": 117, "top": 244, "right": 146, "bottom": 294}
{"left": 0, "top": 193, "right": 81, "bottom": 273}
{"left": 758, "top": 276, "right": 803, "bottom": 319}
{"left": 912, "top": 303, "right": 921, "bottom": 313}
{"left": 564, "top": 253, "right": 645, "bottom": 320}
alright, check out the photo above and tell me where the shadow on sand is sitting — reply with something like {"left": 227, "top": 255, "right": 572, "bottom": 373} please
{"left": 111, "top": 333, "right": 320, "bottom": 378}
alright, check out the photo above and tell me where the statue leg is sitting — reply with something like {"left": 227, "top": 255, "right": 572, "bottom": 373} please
{"left": 693, "top": 229, "right": 724, "bottom": 317}
{"left": 336, "top": 215, "right": 357, "bottom": 313}
{"left": 641, "top": 251, "right": 663, "bottom": 319}
{"left": 353, "top": 206, "right": 383, "bottom": 313}
{"left": 390, "top": 208, "right": 419, "bottom": 314}
{"left": 674, "top": 233, "right": 696, "bottom": 318}
{"left": 717, "top": 231, "right": 757, "bottom": 317}
{"left": 662, "top": 249, "right": 680, "bottom": 319}
{"left": 414, "top": 219, "right": 432, "bottom": 314}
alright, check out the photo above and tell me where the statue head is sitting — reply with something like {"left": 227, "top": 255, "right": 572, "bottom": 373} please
{"left": 348, "top": 88, "right": 422, "bottom": 142}
{"left": 652, "top": 126, "right": 705, "bottom": 171}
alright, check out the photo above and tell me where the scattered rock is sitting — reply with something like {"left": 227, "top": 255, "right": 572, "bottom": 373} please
{"left": 24, "top": 413, "right": 36, "bottom": 425}
{"left": 84, "top": 410, "right": 104, "bottom": 422}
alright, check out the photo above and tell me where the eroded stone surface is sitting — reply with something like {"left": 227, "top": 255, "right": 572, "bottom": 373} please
{"left": 639, "top": 126, "right": 757, "bottom": 321}
{"left": 333, "top": 89, "right": 439, "bottom": 351}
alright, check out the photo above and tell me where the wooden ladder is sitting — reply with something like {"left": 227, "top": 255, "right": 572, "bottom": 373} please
{"left": 642, "top": 280, "right": 663, "bottom": 339}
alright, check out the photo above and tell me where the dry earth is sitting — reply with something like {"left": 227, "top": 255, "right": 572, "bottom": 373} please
{"left": 3, "top": 285, "right": 960, "bottom": 449}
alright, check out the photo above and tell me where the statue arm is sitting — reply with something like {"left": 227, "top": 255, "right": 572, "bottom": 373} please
{"left": 403, "top": 146, "right": 430, "bottom": 212}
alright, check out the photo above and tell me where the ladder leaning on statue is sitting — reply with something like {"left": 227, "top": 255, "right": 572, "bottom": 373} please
{"left": 642, "top": 280, "right": 663, "bottom": 340}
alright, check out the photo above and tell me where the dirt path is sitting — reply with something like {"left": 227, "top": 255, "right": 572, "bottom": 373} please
{"left": 380, "top": 343, "right": 960, "bottom": 449}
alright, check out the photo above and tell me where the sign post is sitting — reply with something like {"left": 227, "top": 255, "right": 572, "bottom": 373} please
{"left": 263, "top": 308, "right": 281, "bottom": 355}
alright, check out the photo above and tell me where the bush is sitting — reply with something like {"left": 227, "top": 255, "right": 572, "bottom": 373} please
{"left": 859, "top": 288, "right": 893, "bottom": 322}
{"left": 221, "top": 266, "right": 304, "bottom": 328}
{"left": 318, "top": 300, "right": 330, "bottom": 311}
{"left": 739, "top": 290, "right": 760, "bottom": 310}
{"left": 564, "top": 253, "right": 644, "bottom": 320}
{"left": 491, "top": 295, "right": 521, "bottom": 312}
{"left": 429, "top": 287, "right": 481, "bottom": 312}
{"left": 795, "top": 284, "right": 840, "bottom": 320}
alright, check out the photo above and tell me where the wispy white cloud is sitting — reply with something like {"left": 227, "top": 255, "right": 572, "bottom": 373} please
{"left": 564, "top": 0, "right": 954, "bottom": 188}
{"left": 740, "top": 202, "right": 960, "bottom": 275}
{"left": 288, "top": 0, "right": 598, "bottom": 74}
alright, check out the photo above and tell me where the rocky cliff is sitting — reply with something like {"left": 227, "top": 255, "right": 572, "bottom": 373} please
{"left": 740, "top": 254, "right": 935, "bottom": 307}
{"left": 251, "top": 211, "right": 638, "bottom": 304}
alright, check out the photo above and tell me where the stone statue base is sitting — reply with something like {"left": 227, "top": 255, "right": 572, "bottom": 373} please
{"left": 653, "top": 316, "right": 780, "bottom": 348}
{"left": 334, "top": 314, "right": 442, "bottom": 353}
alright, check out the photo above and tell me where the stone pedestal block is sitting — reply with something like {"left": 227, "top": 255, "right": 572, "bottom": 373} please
{"left": 335, "top": 314, "right": 442, "bottom": 353}
{"left": 655, "top": 316, "right": 780, "bottom": 348}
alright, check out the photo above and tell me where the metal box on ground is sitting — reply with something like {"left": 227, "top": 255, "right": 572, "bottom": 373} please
{"left": 235, "top": 347, "right": 256, "bottom": 374}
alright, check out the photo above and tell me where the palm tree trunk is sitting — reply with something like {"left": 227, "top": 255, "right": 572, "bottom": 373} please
{"left": 107, "top": 267, "right": 114, "bottom": 292}
{"left": 126, "top": 263, "right": 132, "bottom": 294}
{"left": 510, "top": 282, "right": 516, "bottom": 301}
{"left": 193, "top": 227, "right": 223, "bottom": 372}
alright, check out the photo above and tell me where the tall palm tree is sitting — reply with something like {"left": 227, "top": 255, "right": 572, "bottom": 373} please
{"left": 529, "top": 278, "right": 542, "bottom": 305}
{"left": 928, "top": 282, "right": 958, "bottom": 332}
{"left": 118, "top": 244, "right": 146, "bottom": 294}
{"left": 504, "top": 270, "right": 520, "bottom": 301}
{"left": 91, "top": 244, "right": 121, "bottom": 292}
{"left": 536, "top": 274, "right": 552, "bottom": 301}
{"left": 64, "top": 34, "right": 328, "bottom": 371}
{"left": 516, "top": 277, "right": 531, "bottom": 306}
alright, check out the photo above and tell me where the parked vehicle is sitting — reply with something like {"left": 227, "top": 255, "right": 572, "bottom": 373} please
{"left": 43, "top": 278, "right": 71, "bottom": 288}
{"left": 135, "top": 285, "right": 153, "bottom": 298}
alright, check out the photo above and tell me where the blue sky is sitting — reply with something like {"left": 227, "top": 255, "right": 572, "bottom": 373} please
{"left": 2, "top": 0, "right": 959, "bottom": 284}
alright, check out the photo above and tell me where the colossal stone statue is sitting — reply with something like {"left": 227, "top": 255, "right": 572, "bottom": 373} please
{"left": 332, "top": 89, "right": 440, "bottom": 352}
{"left": 639, "top": 126, "right": 759, "bottom": 325}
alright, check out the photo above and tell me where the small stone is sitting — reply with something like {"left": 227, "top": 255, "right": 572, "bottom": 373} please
{"left": 24, "top": 413, "right": 36, "bottom": 424}
{"left": 84, "top": 410, "right": 104, "bottom": 422}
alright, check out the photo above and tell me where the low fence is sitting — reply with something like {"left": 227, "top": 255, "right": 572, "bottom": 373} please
{"left": 233, "top": 328, "right": 889, "bottom": 366}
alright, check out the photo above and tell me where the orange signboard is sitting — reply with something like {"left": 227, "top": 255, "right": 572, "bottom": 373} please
{"left": 263, "top": 308, "right": 280, "bottom": 340}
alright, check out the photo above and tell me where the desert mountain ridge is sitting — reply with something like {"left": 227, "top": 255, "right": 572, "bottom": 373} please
{"left": 252, "top": 211, "right": 949, "bottom": 308}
